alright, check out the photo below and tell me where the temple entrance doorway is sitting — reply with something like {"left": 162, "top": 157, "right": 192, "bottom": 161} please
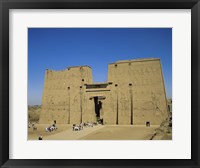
{"left": 94, "top": 96, "right": 103, "bottom": 122}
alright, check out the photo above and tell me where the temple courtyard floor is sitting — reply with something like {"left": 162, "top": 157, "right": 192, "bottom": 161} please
{"left": 28, "top": 124, "right": 172, "bottom": 140}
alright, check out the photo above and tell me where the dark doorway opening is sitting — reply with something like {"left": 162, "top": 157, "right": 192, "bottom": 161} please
{"left": 146, "top": 121, "right": 150, "bottom": 127}
{"left": 94, "top": 97, "right": 102, "bottom": 121}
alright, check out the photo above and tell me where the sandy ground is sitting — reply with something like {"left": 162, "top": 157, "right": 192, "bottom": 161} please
{"left": 28, "top": 124, "right": 71, "bottom": 140}
{"left": 45, "top": 125, "right": 105, "bottom": 140}
{"left": 28, "top": 124, "right": 160, "bottom": 140}
{"left": 80, "top": 125, "right": 159, "bottom": 140}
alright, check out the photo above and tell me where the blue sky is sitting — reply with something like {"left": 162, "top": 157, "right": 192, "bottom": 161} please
{"left": 28, "top": 28, "right": 172, "bottom": 105}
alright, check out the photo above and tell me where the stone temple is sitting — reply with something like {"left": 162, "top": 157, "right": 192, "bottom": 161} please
{"left": 39, "top": 58, "right": 168, "bottom": 125}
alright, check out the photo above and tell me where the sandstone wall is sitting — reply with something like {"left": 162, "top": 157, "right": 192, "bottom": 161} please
{"left": 39, "top": 66, "right": 93, "bottom": 124}
{"left": 107, "top": 59, "right": 168, "bottom": 125}
{"left": 39, "top": 58, "right": 168, "bottom": 126}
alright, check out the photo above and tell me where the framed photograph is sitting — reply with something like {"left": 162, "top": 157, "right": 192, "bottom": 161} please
{"left": 0, "top": 0, "right": 199, "bottom": 167}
